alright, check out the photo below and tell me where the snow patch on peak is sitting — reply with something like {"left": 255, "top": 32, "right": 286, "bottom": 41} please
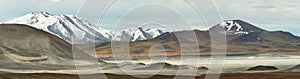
{"left": 219, "top": 20, "right": 243, "bottom": 31}
{"left": 219, "top": 20, "right": 249, "bottom": 35}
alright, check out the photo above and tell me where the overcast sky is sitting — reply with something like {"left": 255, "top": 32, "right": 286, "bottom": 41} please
{"left": 0, "top": 0, "right": 299, "bottom": 35}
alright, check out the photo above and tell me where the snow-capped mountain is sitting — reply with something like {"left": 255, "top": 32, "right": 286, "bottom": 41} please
{"left": 4, "top": 12, "right": 111, "bottom": 43}
{"left": 110, "top": 27, "right": 165, "bottom": 41}
{"left": 3, "top": 12, "right": 166, "bottom": 43}
{"left": 218, "top": 20, "right": 265, "bottom": 35}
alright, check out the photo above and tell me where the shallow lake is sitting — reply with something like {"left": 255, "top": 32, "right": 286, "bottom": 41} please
{"left": 100, "top": 54, "right": 300, "bottom": 69}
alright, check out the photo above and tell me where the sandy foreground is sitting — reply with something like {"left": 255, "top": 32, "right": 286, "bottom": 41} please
{"left": 0, "top": 72, "right": 300, "bottom": 79}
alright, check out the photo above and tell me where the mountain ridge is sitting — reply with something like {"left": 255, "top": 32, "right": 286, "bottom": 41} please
{"left": 95, "top": 20, "right": 300, "bottom": 58}
{"left": 3, "top": 12, "right": 166, "bottom": 43}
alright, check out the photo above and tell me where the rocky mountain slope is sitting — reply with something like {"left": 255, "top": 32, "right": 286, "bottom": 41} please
{"left": 0, "top": 24, "right": 93, "bottom": 70}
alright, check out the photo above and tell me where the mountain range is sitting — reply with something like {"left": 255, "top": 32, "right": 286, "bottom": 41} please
{"left": 2, "top": 12, "right": 300, "bottom": 58}
{"left": 4, "top": 12, "right": 166, "bottom": 43}
{"left": 95, "top": 20, "right": 300, "bottom": 58}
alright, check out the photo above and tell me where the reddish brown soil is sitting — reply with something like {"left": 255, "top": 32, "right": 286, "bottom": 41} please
{"left": 1, "top": 72, "right": 300, "bottom": 79}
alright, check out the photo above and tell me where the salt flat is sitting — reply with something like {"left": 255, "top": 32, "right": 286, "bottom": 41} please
{"left": 1, "top": 54, "right": 300, "bottom": 76}
{"left": 101, "top": 54, "right": 300, "bottom": 74}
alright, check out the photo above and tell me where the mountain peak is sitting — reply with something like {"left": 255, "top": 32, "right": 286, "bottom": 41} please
{"left": 109, "top": 27, "right": 166, "bottom": 41}
{"left": 4, "top": 12, "right": 111, "bottom": 43}
{"left": 25, "top": 12, "right": 54, "bottom": 18}
{"left": 29, "top": 12, "right": 51, "bottom": 15}
{"left": 218, "top": 19, "right": 266, "bottom": 35}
